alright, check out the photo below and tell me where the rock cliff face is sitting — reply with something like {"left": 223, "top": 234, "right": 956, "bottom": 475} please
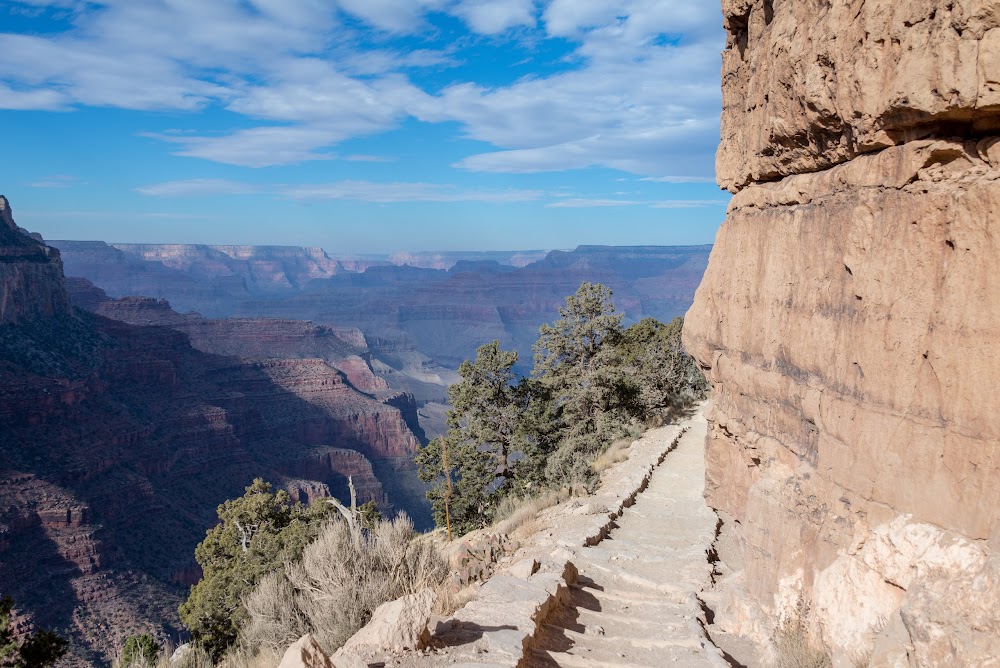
{"left": 686, "top": 1, "right": 1000, "bottom": 665}
{"left": 0, "top": 196, "right": 71, "bottom": 323}
{"left": 110, "top": 243, "right": 343, "bottom": 291}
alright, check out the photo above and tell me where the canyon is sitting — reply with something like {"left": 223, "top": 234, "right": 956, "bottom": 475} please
{"left": 3, "top": 204, "right": 715, "bottom": 666}
{"left": 685, "top": 0, "right": 1000, "bottom": 664}
{"left": 53, "top": 241, "right": 712, "bottom": 379}
{"left": 0, "top": 197, "right": 429, "bottom": 665}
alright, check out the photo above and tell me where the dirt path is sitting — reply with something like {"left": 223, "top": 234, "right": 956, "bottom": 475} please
{"left": 527, "top": 411, "right": 731, "bottom": 667}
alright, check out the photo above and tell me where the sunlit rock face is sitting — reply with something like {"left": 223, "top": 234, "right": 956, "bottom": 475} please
{"left": 685, "top": 1, "right": 1000, "bottom": 664}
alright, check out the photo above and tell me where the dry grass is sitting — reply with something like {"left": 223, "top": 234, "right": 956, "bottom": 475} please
{"left": 239, "top": 513, "right": 448, "bottom": 656}
{"left": 129, "top": 637, "right": 283, "bottom": 668}
{"left": 432, "top": 581, "right": 478, "bottom": 616}
{"left": 592, "top": 436, "right": 635, "bottom": 473}
{"left": 492, "top": 488, "right": 577, "bottom": 537}
{"left": 241, "top": 572, "right": 309, "bottom": 655}
{"left": 217, "top": 647, "right": 283, "bottom": 668}
{"left": 774, "top": 616, "right": 832, "bottom": 668}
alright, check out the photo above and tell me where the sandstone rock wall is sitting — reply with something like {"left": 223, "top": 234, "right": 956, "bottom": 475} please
{"left": 685, "top": 1, "right": 1000, "bottom": 665}
{"left": 0, "top": 196, "right": 71, "bottom": 324}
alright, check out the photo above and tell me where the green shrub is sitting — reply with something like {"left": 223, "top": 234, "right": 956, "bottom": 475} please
{"left": 121, "top": 634, "right": 160, "bottom": 667}
{"left": 0, "top": 596, "right": 68, "bottom": 668}
{"left": 179, "top": 479, "right": 333, "bottom": 659}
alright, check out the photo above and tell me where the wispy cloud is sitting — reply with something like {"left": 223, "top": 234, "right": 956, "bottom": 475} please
{"left": 640, "top": 176, "right": 718, "bottom": 184}
{"left": 135, "top": 179, "right": 261, "bottom": 197}
{"left": 29, "top": 175, "right": 78, "bottom": 189}
{"left": 650, "top": 200, "right": 729, "bottom": 209}
{"left": 135, "top": 178, "right": 542, "bottom": 204}
{"left": 346, "top": 154, "right": 397, "bottom": 163}
{"left": 0, "top": 0, "right": 723, "bottom": 178}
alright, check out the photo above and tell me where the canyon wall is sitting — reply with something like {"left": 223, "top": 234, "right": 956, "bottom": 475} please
{"left": 54, "top": 241, "right": 712, "bottom": 377}
{"left": 685, "top": 1, "right": 1000, "bottom": 665}
{"left": 0, "top": 206, "right": 429, "bottom": 665}
{"left": 0, "top": 196, "right": 71, "bottom": 324}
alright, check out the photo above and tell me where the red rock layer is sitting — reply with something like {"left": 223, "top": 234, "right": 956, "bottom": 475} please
{"left": 0, "top": 206, "right": 425, "bottom": 665}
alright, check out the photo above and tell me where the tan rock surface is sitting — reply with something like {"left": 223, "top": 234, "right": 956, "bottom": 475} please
{"left": 686, "top": 1, "right": 1000, "bottom": 665}
{"left": 340, "top": 589, "right": 436, "bottom": 656}
{"left": 358, "top": 409, "right": 721, "bottom": 668}
{"left": 278, "top": 634, "right": 334, "bottom": 668}
{"left": 718, "top": 0, "right": 1000, "bottom": 192}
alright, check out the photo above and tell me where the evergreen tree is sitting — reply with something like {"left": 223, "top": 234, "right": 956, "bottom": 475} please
{"left": 415, "top": 285, "right": 709, "bottom": 536}
{"left": 121, "top": 634, "right": 160, "bottom": 667}
{"left": 532, "top": 283, "right": 630, "bottom": 485}
{"left": 615, "top": 316, "right": 706, "bottom": 414}
{"left": 179, "top": 479, "right": 332, "bottom": 659}
{"left": 416, "top": 341, "right": 531, "bottom": 535}
{"left": 0, "top": 596, "right": 67, "bottom": 668}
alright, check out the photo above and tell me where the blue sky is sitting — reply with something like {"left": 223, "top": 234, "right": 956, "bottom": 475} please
{"left": 0, "top": 0, "right": 727, "bottom": 253}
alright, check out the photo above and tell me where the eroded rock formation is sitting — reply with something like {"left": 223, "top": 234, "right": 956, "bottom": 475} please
{"left": 53, "top": 241, "right": 712, "bottom": 378}
{"left": 0, "top": 206, "right": 427, "bottom": 665}
{"left": 686, "top": 1, "right": 1000, "bottom": 665}
{"left": 0, "top": 196, "right": 71, "bottom": 323}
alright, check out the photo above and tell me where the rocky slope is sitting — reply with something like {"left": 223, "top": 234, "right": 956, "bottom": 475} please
{"left": 0, "top": 206, "right": 429, "bottom": 665}
{"left": 685, "top": 1, "right": 1000, "bottom": 665}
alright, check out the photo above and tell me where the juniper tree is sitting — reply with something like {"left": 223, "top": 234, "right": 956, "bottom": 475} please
{"left": 416, "top": 340, "right": 533, "bottom": 535}
{"left": 179, "top": 479, "right": 332, "bottom": 659}
{"left": 615, "top": 317, "right": 706, "bottom": 415}
{"left": 121, "top": 634, "right": 160, "bottom": 667}
{"left": 0, "top": 596, "right": 67, "bottom": 668}
{"left": 531, "top": 283, "right": 631, "bottom": 485}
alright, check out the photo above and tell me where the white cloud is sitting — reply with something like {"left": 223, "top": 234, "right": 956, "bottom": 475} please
{"left": 650, "top": 200, "right": 729, "bottom": 209}
{"left": 417, "top": 33, "right": 723, "bottom": 177}
{"left": 450, "top": 0, "right": 536, "bottom": 34}
{"left": 135, "top": 179, "right": 261, "bottom": 197}
{"left": 640, "top": 176, "right": 718, "bottom": 184}
{"left": 346, "top": 154, "right": 397, "bottom": 162}
{"left": 134, "top": 178, "right": 543, "bottom": 204}
{"left": 0, "top": 81, "right": 68, "bottom": 110}
{"left": 146, "top": 127, "right": 341, "bottom": 168}
{"left": 0, "top": 0, "right": 724, "bottom": 179}
{"left": 335, "top": 0, "right": 448, "bottom": 33}
{"left": 29, "top": 175, "right": 78, "bottom": 188}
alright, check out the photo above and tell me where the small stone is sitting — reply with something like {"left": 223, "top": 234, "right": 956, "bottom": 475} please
{"left": 509, "top": 558, "right": 539, "bottom": 579}
{"left": 277, "top": 634, "right": 333, "bottom": 668}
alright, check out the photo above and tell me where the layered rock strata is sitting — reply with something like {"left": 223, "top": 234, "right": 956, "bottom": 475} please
{"left": 0, "top": 205, "right": 423, "bottom": 664}
{"left": 0, "top": 196, "right": 71, "bottom": 323}
{"left": 686, "top": 1, "right": 1000, "bottom": 665}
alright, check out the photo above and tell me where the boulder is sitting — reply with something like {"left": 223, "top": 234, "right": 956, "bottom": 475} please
{"left": 277, "top": 634, "right": 333, "bottom": 668}
{"left": 509, "top": 558, "right": 539, "bottom": 579}
{"left": 341, "top": 589, "right": 436, "bottom": 655}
